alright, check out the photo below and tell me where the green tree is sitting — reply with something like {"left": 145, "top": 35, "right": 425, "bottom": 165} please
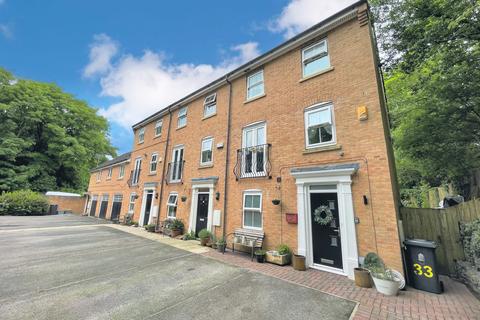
{"left": 371, "top": 0, "right": 480, "bottom": 198}
{"left": 0, "top": 68, "right": 115, "bottom": 193}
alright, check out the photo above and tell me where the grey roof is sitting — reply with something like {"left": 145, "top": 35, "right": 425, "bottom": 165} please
{"left": 290, "top": 163, "right": 360, "bottom": 174}
{"left": 91, "top": 152, "right": 131, "bottom": 172}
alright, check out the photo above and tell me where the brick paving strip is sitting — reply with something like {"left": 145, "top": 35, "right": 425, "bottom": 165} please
{"left": 105, "top": 225, "right": 480, "bottom": 320}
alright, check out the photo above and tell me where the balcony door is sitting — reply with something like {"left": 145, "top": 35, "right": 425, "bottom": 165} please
{"left": 171, "top": 146, "right": 184, "bottom": 182}
{"left": 242, "top": 123, "right": 266, "bottom": 177}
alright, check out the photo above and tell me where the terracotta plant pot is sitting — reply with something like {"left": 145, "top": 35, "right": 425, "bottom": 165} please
{"left": 170, "top": 229, "right": 182, "bottom": 238}
{"left": 292, "top": 254, "right": 306, "bottom": 271}
{"left": 354, "top": 268, "right": 372, "bottom": 288}
{"left": 200, "top": 237, "right": 209, "bottom": 246}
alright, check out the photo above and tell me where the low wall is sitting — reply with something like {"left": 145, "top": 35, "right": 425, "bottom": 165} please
{"left": 46, "top": 195, "right": 86, "bottom": 214}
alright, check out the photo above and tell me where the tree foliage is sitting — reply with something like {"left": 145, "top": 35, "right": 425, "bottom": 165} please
{"left": 372, "top": 0, "right": 480, "bottom": 199}
{"left": 0, "top": 68, "right": 115, "bottom": 193}
{"left": 0, "top": 190, "right": 49, "bottom": 215}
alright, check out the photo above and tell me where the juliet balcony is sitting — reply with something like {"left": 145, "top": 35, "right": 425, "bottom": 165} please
{"left": 233, "top": 144, "right": 272, "bottom": 180}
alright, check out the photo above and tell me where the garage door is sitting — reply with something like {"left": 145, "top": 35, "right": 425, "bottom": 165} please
{"left": 90, "top": 195, "right": 98, "bottom": 217}
{"left": 99, "top": 194, "right": 109, "bottom": 219}
{"left": 111, "top": 194, "right": 123, "bottom": 222}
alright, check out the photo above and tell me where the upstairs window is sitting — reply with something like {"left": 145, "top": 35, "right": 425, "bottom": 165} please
{"left": 302, "top": 39, "right": 330, "bottom": 78}
{"left": 96, "top": 171, "right": 101, "bottom": 182}
{"left": 177, "top": 107, "right": 188, "bottom": 128}
{"left": 119, "top": 164, "right": 125, "bottom": 179}
{"left": 203, "top": 93, "right": 217, "bottom": 118}
{"left": 132, "top": 158, "right": 142, "bottom": 186}
{"left": 150, "top": 153, "right": 158, "bottom": 173}
{"left": 155, "top": 120, "right": 163, "bottom": 137}
{"left": 243, "top": 192, "right": 262, "bottom": 229}
{"left": 200, "top": 137, "right": 213, "bottom": 166}
{"left": 107, "top": 167, "right": 112, "bottom": 179}
{"left": 138, "top": 127, "right": 145, "bottom": 143}
{"left": 167, "top": 193, "right": 178, "bottom": 218}
{"left": 246, "top": 70, "right": 264, "bottom": 100}
{"left": 305, "top": 103, "right": 335, "bottom": 148}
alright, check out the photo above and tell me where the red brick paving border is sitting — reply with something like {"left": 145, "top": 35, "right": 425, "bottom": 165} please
{"left": 202, "top": 250, "right": 480, "bottom": 320}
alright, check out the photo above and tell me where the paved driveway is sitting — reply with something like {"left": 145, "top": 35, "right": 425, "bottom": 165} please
{"left": 0, "top": 215, "right": 356, "bottom": 320}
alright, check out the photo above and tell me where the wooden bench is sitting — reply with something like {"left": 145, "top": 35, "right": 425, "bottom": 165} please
{"left": 226, "top": 228, "right": 265, "bottom": 261}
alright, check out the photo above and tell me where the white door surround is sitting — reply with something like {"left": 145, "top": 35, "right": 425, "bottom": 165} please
{"left": 139, "top": 187, "right": 155, "bottom": 227}
{"left": 188, "top": 177, "right": 218, "bottom": 233}
{"left": 291, "top": 163, "right": 359, "bottom": 279}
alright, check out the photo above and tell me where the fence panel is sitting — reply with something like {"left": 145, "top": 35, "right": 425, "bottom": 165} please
{"left": 400, "top": 200, "right": 480, "bottom": 275}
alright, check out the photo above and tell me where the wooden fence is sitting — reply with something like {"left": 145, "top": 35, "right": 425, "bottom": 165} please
{"left": 400, "top": 199, "right": 480, "bottom": 275}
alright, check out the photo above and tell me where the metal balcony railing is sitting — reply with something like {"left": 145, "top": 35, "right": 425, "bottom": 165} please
{"left": 127, "top": 169, "right": 141, "bottom": 187}
{"left": 166, "top": 160, "right": 185, "bottom": 184}
{"left": 233, "top": 144, "right": 272, "bottom": 180}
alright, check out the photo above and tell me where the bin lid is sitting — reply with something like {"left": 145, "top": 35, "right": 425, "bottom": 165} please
{"left": 404, "top": 239, "right": 437, "bottom": 248}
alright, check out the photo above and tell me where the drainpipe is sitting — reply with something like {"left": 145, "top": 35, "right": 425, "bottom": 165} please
{"left": 222, "top": 75, "right": 233, "bottom": 239}
{"left": 155, "top": 108, "right": 173, "bottom": 231}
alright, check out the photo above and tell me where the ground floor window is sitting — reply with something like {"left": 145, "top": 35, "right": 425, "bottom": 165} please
{"left": 167, "top": 193, "right": 178, "bottom": 218}
{"left": 128, "top": 193, "right": 136, "bottom": 213}
{"left": 243, "top": 191, "right": 262, "bottom": 229}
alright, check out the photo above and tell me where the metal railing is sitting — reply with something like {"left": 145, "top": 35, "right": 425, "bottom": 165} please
{"left": 233, "top": 144, "right": 271, "bottom": 180}
{"left": 166, "top": 160, "right": 185, "bottom": 184}
{"left": 127, "top": 169, "right": 141, "bottom": 187}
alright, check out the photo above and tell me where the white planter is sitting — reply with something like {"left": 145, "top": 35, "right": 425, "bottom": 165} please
{"left": 372, "top": 276, "right": 400, "bottom": 296}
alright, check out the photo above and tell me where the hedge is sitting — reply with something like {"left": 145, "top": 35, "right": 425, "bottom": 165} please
{"left": 0, "top": 190, "right": 49, "bottom": 216}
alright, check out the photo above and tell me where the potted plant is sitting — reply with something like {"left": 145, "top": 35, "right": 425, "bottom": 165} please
{"left": 198, "top": 228, "right": 211, "bottom": 246}
{"left": 266, "top": 244, "right": 291, "bottom": 265}
{"left": 364, "top": 252, "right": 400, "bottom": 296}
{"left": 292, "top": 253, "right": 306, "bottom": 271}
{"left": 255, "top": 249, "right": 267, "bottom": 263}
{"left": 132, "top": 221, "right": 139, "bottom": 227}
{"left": 217, "top": 237, "right": 226, "bottom": 253}
{"left": 183, "top": 231, "right": 196, "bottom": 241}
{"left": 144, "top": 223, "right": 156, "bottom": 233}
{"left": 168, "top": 219, "right": 184, "bottom": 237}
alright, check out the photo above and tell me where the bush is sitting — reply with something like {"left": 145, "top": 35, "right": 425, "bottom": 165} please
{"left": 198, "top": 228, "right": 211, "bottom": 239}
{"left": 0, "top": 190, "right": 49, "bottom": 216}
{"left": 144, "top": 224, "right": 156, "bottom": 232}
{"left": 277, "top": 244, "right": 291, "bottom": 256}
{"left": 183, "top": 231, "right": 196, "bottom": 240}
{"left": 363, "top": 252, "right": 385, "bottom": 271}
{"left": 168, "top": 219, "right": 184, "bottom": 230}
{"left": 461, "top": 219, "right": 480, "bottom": 264}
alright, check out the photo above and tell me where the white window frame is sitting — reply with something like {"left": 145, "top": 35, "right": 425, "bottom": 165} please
{"left": 304, "top": 102, "right": 336, "bottom": 149}
{"left": 170, "top": 146, "right": 184, "bottom": 183}
{"left": 107, "top": 167, "right": 112, "bottom": 179}
{"left": 177, "top": 107, "right": 188, "bottom": 128}
{"left": 128, "top": 193, "right": 136, "bottom": 213}
{"left": 200, "top": 137, "right": 214, "bottom": 166}
{"left": 246, "top": 70, "right": 264, "bottom": 100}
{"left": 96, "top": 171, "right": 101, "bottom": 182}
{"left": 241, "top": 122, "right": 267, "bottom": 177}
{"left": 132, "top": 158, "right": 142, "bottom": 186}
{"left": 203, "top": 93, "right": 217, "bottom": 118}
{"left": 166, "top": 193, "right": 178, "bottom": 219}
{"left": 138, "top": 127, "right": 145, "bottom": 144}
{"left": 118, "top": 164, "right": 125, "bottom": 179}
{"left": 242, "top": 191, "right": 263, "bottom": 230}
{"left": 150, "top": 153, "right": 158, "bottom": 173}
{"left": 155, "top": 119, "right": 163, "bottom": 137}
{"left": 302, "top": 39, "right": 330, "bottom": 78}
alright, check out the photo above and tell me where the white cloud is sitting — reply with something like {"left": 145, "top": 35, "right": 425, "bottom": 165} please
{"left": 0, "top": 24, "right": 12, "bottom": 39}
{"left": 83, "top": 33, "right": 119, "bottom": 78}
{"left": 85, "top": 35, "right": 260, "bottom": 128}
{"left": 270, "top": 0, "right": 358, "bottom": 39}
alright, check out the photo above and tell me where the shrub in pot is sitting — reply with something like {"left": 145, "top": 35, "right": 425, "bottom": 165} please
{"left": 292, "top": 254, "right": 306, "bottom": 271}
{"left": 266, "top": 244, "right": 292, "bottom": 266}
{"left": 198, "top": 228, "right": 211, "bottom": 246}
{"left": 255, "top": 249, "right": 267, "bottom": 263}
{"left": 364, "top": 252, "right": 400, "bottom": 296}
{"left": 168, "top": 219, "right": 184, "bottom": 237}
{"left": 217, "top": 237, "right": 226, "bottom": 253}
{"left": 183, "top": 231, "right": 196, "bottom": 241}
{"left": 144, "top": 224, "right": 156, "bottom": 232}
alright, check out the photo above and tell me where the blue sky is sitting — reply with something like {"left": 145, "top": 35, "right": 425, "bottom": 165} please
{"left": 0, "top": 0, "right": 355, "bottom": 154}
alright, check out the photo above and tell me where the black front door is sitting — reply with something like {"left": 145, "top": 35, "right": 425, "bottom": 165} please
{"left": 90, "top": 200, "right": 97, "bottom": 216}
{"left": 99, "top": 200, "right": 108, "bottom": 219}
{"left": 111, "top": 202, "right": 122, "bottom": 221}
{"left": 143, "top": 192, "right": 153, "bottom": 226}
{"left": 195, "top": 193, "right": 209, "bottom": 236}
{"left": 310, "top": 192, "right": 342, "bottom": 269}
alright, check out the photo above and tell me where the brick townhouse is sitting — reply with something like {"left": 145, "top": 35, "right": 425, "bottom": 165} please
{"left": 86, "top": 0, "right": 404, "bottom": 279}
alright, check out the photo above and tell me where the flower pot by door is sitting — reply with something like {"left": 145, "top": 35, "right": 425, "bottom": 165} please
{"left": 292, "top": 254, "right": 306, "bottom": 271}
{"left": 354, "top": 268, "right": 372, "bottom": 288}
{"left": 372, "top": 276, "right": 400, "bottom": 296}
{"left": 217, "top": 244, "right": 225, "bottom": 253}
{"left": 256, "top": 254, "right": 265, "bottom": 263}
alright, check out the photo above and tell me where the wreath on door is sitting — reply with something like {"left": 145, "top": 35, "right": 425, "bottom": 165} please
{"left": 313, "top": 205, "right": 333, "bottom": 225}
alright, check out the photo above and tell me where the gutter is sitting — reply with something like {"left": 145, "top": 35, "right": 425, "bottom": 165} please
{"left": 222, "top": 75, "right": 233, "bottom": 239}
{"left": 155, "top": 107, "right": 173, "bottom": 231}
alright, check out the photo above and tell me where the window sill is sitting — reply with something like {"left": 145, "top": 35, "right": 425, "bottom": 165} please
{"left": 154, "top": 134, "right": 162, "bottom": 139}
{"left": 148, "top": 172, "right": 157, "bottom": 176}
{"left": 117, "top": 177, "right": 124, "bottom": 180}
{"left": 137, "top": 141, "right": 144, "bottom": 145}
{"left": 168, "top": 181, "right": 183, "bottom": 185}
{"left": 244, "top": 93, "right": 266, "bottom": 105}
{"left": 299, "top": 66, "right": 335, "bottom": 83}
{"left": 202, "top": 113, "right": 217, "bottom": 121}
{"left": 303, "top": 144, "right": 342, "bottom": 154}
{"left": 176, "top": 125, "right": 187, "bottom": 131}
{"left": 199, "top": 164, "right": 213, "bottom": 169}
